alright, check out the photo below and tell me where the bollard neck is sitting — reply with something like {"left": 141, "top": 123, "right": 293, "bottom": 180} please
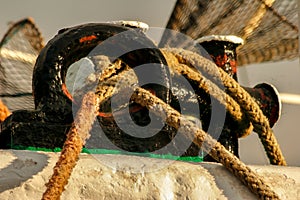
{"left": 196, "top": 35, "right": 244, "bottom": 81}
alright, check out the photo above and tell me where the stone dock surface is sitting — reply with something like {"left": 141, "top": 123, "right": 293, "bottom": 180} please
{"left": 0, "top": 150, "right": 299, "bottom": 199}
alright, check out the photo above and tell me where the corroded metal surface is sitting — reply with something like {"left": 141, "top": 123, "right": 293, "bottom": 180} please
{"left": 0, "top": 23, "right": 282, "bottom": 161}
{"left": 0, "top": 23, "right": 172, "bottom": 149}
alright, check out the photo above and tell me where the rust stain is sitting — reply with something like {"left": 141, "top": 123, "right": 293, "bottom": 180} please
{"left": 79, "top": 35, "right": 97, "bottom": 43}
{"left": 62, "top": 83, "right": 73, "bottom": 101}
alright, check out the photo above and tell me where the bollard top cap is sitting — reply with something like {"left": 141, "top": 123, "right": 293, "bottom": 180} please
{"left": 196, "top": 35, "right": 244, "bottom": 45}
{"left": 107, "top": 20, "right": 149, "bottom": 32}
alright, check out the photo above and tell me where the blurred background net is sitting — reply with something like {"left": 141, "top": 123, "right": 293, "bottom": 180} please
{"left": 160, "top": 0, "right": 299, "bottom": 66}
{"left": 0, "top": 18, "right": 44, "bottom": 112}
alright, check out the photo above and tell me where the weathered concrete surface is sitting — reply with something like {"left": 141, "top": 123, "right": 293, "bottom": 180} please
{"left": 0, "top": 150, "right": 299, "bottom": 200}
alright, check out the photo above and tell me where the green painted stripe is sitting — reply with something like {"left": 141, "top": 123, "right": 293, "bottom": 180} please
{"left": 11, "top": 145, "right": 203, "bottom": 162}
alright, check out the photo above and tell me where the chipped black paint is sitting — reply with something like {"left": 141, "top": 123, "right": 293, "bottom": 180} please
{"left": 0, "top": 23, "right": 172, "bottom": 149}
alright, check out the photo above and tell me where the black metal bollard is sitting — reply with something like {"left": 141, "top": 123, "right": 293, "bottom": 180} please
{"left": 196, "top": 35, "right": 281, "bottom": 161}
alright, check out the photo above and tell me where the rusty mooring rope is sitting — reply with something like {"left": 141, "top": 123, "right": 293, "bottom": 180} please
{"left": 165, "top": 48, "right": 286, "bottom": 166}
{"left": 42, "top": 92, "right": 97, "bottom": 200}
{"left": 43, "top": 50, "right": 284, "bottom": 199}
{"left": 132, "top": 87, "right": 280, "bottom": 199}
{"left": 161, "top": 49, "right": 253, "bottom": 138}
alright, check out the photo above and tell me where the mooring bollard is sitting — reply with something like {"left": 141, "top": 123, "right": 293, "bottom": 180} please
{"left": 196, "top": 35, "right": 281, "bottom": 160}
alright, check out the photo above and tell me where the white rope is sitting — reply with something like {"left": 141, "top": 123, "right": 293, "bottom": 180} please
{"left": 0, "top": 48, "right": 37, "bottom": 64}
{"left": 280, "top": 93, "right": 300, "bottom": 105}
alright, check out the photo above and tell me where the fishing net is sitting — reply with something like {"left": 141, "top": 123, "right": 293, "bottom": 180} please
{"left": 0, "top": 18, "right": 44, "bottom": 112}
{"left": 160, "top": 0, "right": 299, "bottom": 66}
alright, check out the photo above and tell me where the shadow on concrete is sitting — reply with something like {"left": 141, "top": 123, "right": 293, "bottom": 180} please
{"left": 0, "top": 150, "right": 49, "bottom": 193}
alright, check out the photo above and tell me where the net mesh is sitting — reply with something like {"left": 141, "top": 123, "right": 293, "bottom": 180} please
{"left": 160, "top": 0, "right": 299, "bottom": 66}
{"left": 0, "top": 18, "right": 44, "bottom": 111}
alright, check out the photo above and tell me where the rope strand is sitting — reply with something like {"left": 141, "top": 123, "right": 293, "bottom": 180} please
{"left": 42, "top": 92, "right": 97, "bottom": 200}
{"left": 165, "top": 48, "right": 286, "bottom": 165}
{"left": 131, "top": 87, "right": 280, "bottom": 199}
{"left": 162, "top": 49, "right": 253, "bottom": 137}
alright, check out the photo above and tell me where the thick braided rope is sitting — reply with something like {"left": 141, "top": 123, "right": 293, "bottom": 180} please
{"left": 42, "top": 57, "right": 124, "bottom": 200}
{"left": 48, "top": 55, "right": 280, "bottom": 199}
{"left": 42, "top": 92, "right": 97, "bottom": 200}
{"left": 131, "top": 87, "right": 279, "bottom": 199}
{"left": 162, "top": 50, "right": 243, "bottom": 121}
{"left": 90, "top": 56, "right": 278, "bottom": 199}
{"left": 166, "top": 48, "right": 286, "bottom": 166}
{"left": 161, "top": 50, "right": 253, "bottom": 137}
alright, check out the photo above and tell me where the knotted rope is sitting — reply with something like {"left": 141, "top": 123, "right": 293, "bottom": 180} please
{"left": 43, "top": 49, "right": 285, "bottom": 199}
